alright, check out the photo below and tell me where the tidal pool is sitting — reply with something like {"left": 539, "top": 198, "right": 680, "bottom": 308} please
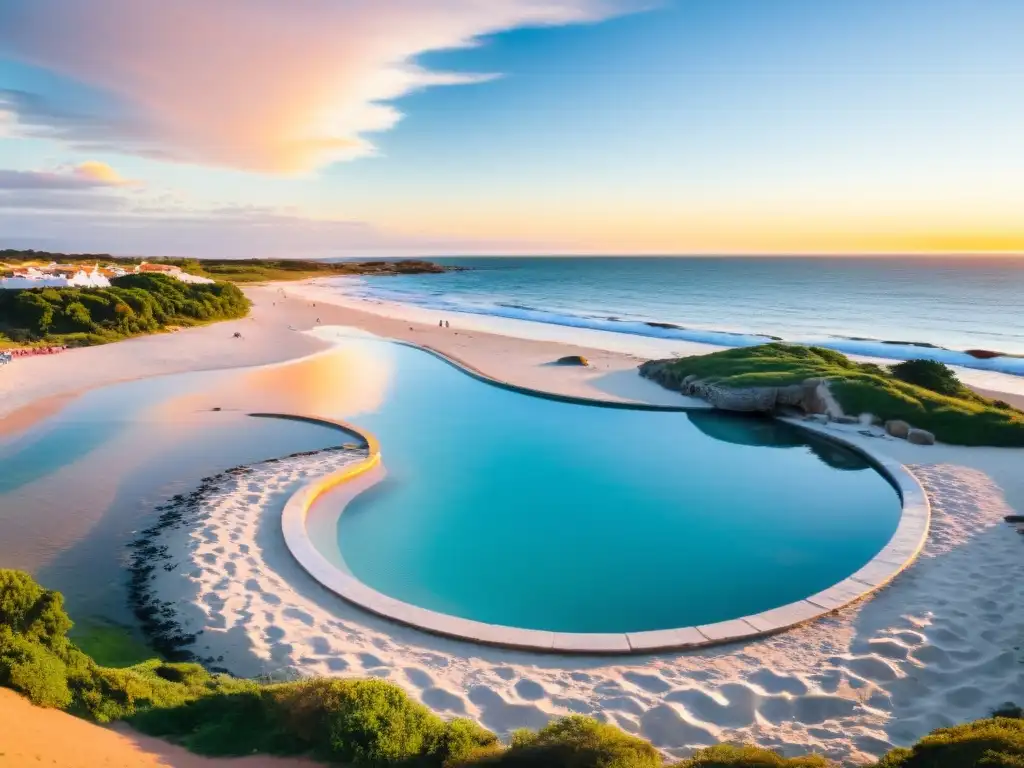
{"left": 323, "top": 338, "right": 903, "bottom": 634}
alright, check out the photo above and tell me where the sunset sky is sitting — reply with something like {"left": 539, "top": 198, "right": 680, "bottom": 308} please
{"left": 0, "top": 0, "right": 1021, "bottom": 257}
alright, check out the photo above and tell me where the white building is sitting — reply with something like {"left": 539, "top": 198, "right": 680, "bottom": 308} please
{"left": 0, "top": 264, "right": 111, "bottom": 289}
{"left": 0, "top": 261, "right": 213, "bottom": 289}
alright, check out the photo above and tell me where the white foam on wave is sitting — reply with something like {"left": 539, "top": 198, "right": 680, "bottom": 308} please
{"left": 319, "top": 279, "right": 1024, "bottom": 378}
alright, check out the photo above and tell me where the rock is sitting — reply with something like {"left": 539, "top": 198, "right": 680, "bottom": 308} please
{"left": 702, "top": 384, "right": 778, "bottom": 412}
{"left": 906, "top": 428, "right": 936, "bottom": 445}
{"left": 834, "top": 415, "right": 859, "bottom": 425}
{"left": 776, "top": 384, "right": 807, "bottom": 407}
{"left": 885, "top": 419, "right": 911, "bottom": 439}
{"left": 554, "top": 355, "right": 589, "bottom": 366}
{"left": 682, "top": 374, "right": 699, "bottom": 386}
{"left": 808, "top": 413, "right": 830, "bottom": 424}
{"left": 799, "top": 378, "right": 830, "bottom": 415}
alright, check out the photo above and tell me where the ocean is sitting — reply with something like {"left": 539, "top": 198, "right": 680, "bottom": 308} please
{"left": 321, "top": 257, "right": 1024, "bottom": 376}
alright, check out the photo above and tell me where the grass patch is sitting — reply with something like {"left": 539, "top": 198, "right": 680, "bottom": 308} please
{"left": 641, "top": 343, "right": 1024, "bottom": 447}
{"left": 68, "top": 619, "right": 156, "bottom": 668}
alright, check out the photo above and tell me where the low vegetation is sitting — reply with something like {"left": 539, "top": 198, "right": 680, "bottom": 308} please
{"left": 641, "top": 343, "right": 1024, "bottom": 447}
{"left": 0, "top": 273, "right": 250, "bottom": 347}
{"left": 0, "top": 568, "right": 1021, "bottom": 766}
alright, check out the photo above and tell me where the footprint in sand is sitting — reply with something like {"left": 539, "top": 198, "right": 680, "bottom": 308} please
{"left": 423, "top": 687, "right": 466, "bottom": 713}
{"left": 639, "top": 704, "right": 716, "bottom": 748}
{"left": 468, "top": 686, "right": 550, "bottom": 731}
{"left": 282, "top": 607, "right": 314, "bottom": 626}
{"left": 405, "top": 668, "right": 434, "bottom": 689}
{"left": 748, "top": 667, "right": 809, "bottom": 696}
{"left": 623, "top": 671, "right": 672, "bottom": 694}
{"left": 514, "top": 678, "right": 546, "bottom": 701}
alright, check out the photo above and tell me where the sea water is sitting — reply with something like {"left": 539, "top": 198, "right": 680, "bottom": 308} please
{"left": 320, "top": 256, "right": 1024, "bottom": 375}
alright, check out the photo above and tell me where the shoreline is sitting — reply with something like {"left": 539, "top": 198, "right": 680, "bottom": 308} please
{"left": 4, "top": 277, "right": 1023, "bottom": 442}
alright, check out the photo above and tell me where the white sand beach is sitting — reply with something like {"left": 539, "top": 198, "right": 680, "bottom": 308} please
{"left": 3, "top": 279, "right": 1024, "bottom": 764}
{"left": 136, "top": 432, "right": 1024, "bottom": 765}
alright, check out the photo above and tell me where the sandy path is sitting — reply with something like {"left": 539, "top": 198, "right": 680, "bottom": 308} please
{"left": 0, "top": 689, "right": 321, "bottom": 768}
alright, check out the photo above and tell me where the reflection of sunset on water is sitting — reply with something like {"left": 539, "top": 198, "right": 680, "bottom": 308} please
{"left": 157, "top": 346, "right": 395, "bottom": 420}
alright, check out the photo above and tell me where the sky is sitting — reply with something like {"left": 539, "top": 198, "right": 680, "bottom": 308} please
{"left": 0, "top": 0, "right": 1022, "bottom": 258}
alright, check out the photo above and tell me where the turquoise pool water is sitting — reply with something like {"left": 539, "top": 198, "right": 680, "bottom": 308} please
{"left": 328, "top": 338, "right": 903, "bottom": 634}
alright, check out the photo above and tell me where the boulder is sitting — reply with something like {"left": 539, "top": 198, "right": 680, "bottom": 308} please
{"left": 885, "top": 419, "right": 912, "bottom": 439}
{"left": 776, "top": 384, "right": 807, "bottom": 407}
{"left": 907, "top": 428, "right": 936, "bottom": 445}
{"left": 799, "top": 378, "right": 830, "bottom": 415}
{"left": 703, "top": 384, "right": 778, "bottom": 412}
{"left": 554, "top": 355, "right": 588, "bottom": 366}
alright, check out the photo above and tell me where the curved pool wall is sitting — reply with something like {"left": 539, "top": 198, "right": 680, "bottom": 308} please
{"left": 273, "top": 339, "right": 931, "bottom": 654}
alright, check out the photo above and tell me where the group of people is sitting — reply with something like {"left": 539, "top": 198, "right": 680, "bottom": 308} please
{"left": 0, "top": 345, "right": 67, "bottom": 365}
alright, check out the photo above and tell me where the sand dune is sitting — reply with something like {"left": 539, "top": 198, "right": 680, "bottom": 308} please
{"left": 0, "top": 688, "right": 320, "bottom": 768}
{"left": 142, "top": 444, "right": 1024, "bottom": 765}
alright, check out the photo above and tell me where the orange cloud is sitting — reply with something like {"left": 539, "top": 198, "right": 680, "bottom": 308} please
{"left": 72, "top": 161, "right": 130, "bottom": 185}
{"left": 0, "top": 1, "right": 638, "bottom": 174}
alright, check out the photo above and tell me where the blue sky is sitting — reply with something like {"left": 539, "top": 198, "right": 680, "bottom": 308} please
{"left": 0, "top": 0, "right": 1022, "bottom": 257}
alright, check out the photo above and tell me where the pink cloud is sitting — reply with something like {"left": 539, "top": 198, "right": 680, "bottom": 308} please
{"left": 0, "top": 162, "right": 128, "bottom": 190}
{"left": 0, "top": 0, "right": 638, "bottom": 174}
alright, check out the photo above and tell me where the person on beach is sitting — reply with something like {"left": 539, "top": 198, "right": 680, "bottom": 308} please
{"left": 439, "top": 319, "right": 443, "bottom": 327}
{"left": 445, "top": 320, "right": 450, "bottom": 328}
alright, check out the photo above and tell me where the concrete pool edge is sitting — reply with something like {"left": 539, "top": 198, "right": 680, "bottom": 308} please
{"left": 267, "top": 404, "right": 930, "bottom": 654}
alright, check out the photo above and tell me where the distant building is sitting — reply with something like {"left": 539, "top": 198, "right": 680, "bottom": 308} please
{"left": 0, "top": 263, "right": 111, "bottom": 289}
{"left": 0, "top": 260, "right": 213, "bottom": 289}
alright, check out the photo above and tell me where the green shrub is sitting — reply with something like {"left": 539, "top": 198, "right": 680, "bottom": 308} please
{"left": 890, "top": 359, "right": 965, "bottom": 397}
{"left": 272, "top": 678, "right": 446, "bottom": 764}
{"left": 680, "top": 743, "right": 832, "bottom": 766}
{"left": 494, "top": 715, "right": 663, "bottom": 768}
{"left": 0, "top": 569, "right": 73, "bottom": 651}
{"left": 872, "top": 718, "right": 1024, "bottom": 767}
{"left": 428, "top": 718, "right": 501, "bottom": 766}
{"left": 0, "top": 629, "right": 71, "bottom": 707}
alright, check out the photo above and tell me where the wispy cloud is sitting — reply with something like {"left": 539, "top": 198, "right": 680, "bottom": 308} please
{"left": 0, "top": 0, "right": 639, "bottom": 174}
{"left": 0, "top": 162, "right": 129, "bottom": 190}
